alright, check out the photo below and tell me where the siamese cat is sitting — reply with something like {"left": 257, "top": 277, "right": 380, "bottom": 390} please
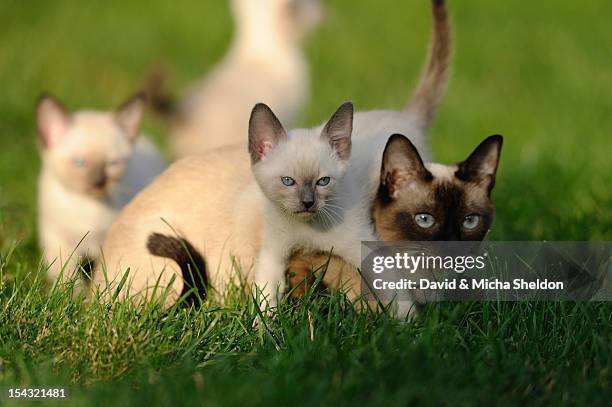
{"left": 37, "top": 93, "right": 166, "bottom": 286}
{"left": 170, "top": 0, "right": 322, "bottom": 158}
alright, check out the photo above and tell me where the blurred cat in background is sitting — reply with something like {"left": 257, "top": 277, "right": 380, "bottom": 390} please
{"left": 37, "top": 93, "right": 166, "bottom": 286}
{"left": 163, "top": 0, "right": 322, "bottom": 158}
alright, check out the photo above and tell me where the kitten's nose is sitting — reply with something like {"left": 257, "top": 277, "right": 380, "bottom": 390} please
{"left": 302, "top": 200, "right": 315, "bottom": 210}
{"left": 93, "top": 173, "right": 107, "bottom": 189}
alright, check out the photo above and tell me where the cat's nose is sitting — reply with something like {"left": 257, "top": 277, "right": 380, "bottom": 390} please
{"left": 93, "top": 174, "right": 107, "bottom": 188}
{"left": 301, "top": 200, "right": 315, "bottom": 209}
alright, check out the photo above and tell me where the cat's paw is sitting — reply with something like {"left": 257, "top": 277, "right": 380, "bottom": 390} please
{"left": 252, "top": 306, "right": 277, "bottom": 329}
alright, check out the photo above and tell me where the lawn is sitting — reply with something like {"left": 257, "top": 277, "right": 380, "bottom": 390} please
{"left": 0, "top": 0, "right": 611, "bottom": 405}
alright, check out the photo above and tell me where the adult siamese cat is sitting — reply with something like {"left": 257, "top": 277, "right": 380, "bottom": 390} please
{"left": 37, "top": 93, "right": 166, "bottom": 286}
{"left": 169, "top": 0, "right": 322, "bottom": 158}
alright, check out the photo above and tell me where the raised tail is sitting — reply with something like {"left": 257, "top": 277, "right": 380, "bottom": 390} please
{"left": 141, "top": 65, "right": 176, "bottom": 117}
{"left": 405, "top": 0, "right": 452, "bottom": 130}
{"left": 146, "top": 232, "right": 208, "bottom": 305}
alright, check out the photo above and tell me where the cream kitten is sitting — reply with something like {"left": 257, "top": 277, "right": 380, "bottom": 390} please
{"left": 170, "top": 0, "right": 322, "bottom": 158}
{"left": 37, "top": 93, "right": 166, "bottom": 285}
{"left": 91, "top": 103, "right": 349, "bottom": 306}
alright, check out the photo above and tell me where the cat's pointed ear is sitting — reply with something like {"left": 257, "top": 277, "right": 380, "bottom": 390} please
{"left": 381, "top": 134, "right": 432, "bottom": 198}
{"left": 455, "top": 135, "right": 503, "bottom": 192}
{"left": 115, "top": 92, "right": 145, "bottom": 142}
{"left": 321, "top": 102, "right": 353, "bottom": 160}
{"left": 248, "top": 103, "right": 287, "bottom": 163}
{"left": 36, "top": 93, "right": 69, "bottom": 149}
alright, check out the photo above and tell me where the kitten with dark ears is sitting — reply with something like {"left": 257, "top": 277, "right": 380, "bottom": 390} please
{"left": 91, "top": 103, "right": 351, "bottom": 306}
{"left": 37, "top": 93, "right": 166, "bottom": 285}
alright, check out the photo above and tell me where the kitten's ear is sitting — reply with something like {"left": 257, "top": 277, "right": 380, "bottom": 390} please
{"left": 320, "top": 102, "right": 353, "bottom": 160}
{"left": 36, "top": 94, "right": 69, "bottom": 149}
{"left": 248, "top": 103, "right": 287, "bottom": 163}
{"left": 115, "top": 92, "right": 145, "bottom": 142}
{"left": 381, "top": 134, "right": 432, "bottom": 198}
{"left": 455, "top": 135, "right": 503, "bottom": 191}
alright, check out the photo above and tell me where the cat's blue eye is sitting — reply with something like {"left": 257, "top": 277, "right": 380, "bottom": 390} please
{"left": 281, "top": 176, "right": 296, "bottom": 186}
{"left": 414, "top": 213, "right": 435, "bottom": 229}
{"left": 108, "top": 159, "right": 122, "bottom": 167}
{"left": 462, "top": 214, "right": 481, "bottom": 230}
{"left": 316, "top": 176, "right": 331, "bottom": 186}
{"left": 73, "top": 158, "right": 87, "bottom": 168}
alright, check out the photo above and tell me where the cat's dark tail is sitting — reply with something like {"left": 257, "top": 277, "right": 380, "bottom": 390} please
{"left": 146, "top": 232, "right": 208, "bottom": 305}
{"left": 405, "top": 0, "right": 452, "bottom": 130}
{"left": 141, "top": 65, "right": 176, "bottom": 117}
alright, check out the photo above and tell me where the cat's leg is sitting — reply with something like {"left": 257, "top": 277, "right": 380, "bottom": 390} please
{"left": 286, "top": 251, "right": 320, "bottom": 297}
{"left": 42, "top": 245, "right": 67, "bottom": 283}
{"left": 253, "top": 236, "right": 289, "bottom": 310}
{"left": 286, "top": 251, "right": 419, "bottom": 319}
{"left": 287, "top": 251, "right": 362, "bottom": 302}
{"left": 42, "top": 242, "right": 88, "bottom": 295}
{"left": 41, "top": 223, "right": 102, "bottom": 297}
{"left": 394, "top": 300, "right": 418, "bottom": 320}
{"left": 40, "top": 227, "right": 82, "bottom": 284}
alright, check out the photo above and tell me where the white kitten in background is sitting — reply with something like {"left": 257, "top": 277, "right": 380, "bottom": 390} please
{"left": 37, "top": 93, "right": 166, "bottom": 286}
{"left": 169, "top": 0, "right": 322, "bottom": 158}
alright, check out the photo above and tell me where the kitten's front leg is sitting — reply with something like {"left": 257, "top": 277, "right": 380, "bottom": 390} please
{"left": 42, "top": 243, "right": 86, "bottom": 293}
{"left": 253, "top": 238, "right": 289, "bottom": 311}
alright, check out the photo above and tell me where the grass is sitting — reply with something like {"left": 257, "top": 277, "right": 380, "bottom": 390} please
{"left": 0, "top": 0, "right": 611, "bottom": 405}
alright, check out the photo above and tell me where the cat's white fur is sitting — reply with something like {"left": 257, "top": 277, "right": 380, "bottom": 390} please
{"left": 171, "top": 0, "right": 322, "bottom": 158}
{"left": 37, "top": 94, "right": 166, "bottom": 284}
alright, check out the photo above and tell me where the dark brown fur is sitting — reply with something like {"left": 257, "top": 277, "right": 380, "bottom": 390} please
{"left": 141, "top": 65, "right": 176, "bottom": 117}
{"left": 146, "top": 233, "right": 208, "bottom": 305}
{"left": 406, "top": 0, "right": 452, "bottom": 129}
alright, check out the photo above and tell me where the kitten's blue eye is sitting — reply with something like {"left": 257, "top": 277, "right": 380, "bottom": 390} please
{"left": 108, "top": 159, "right": 122, "bottom": 167}
{"left": 316, "top": 176, "right": 331, "bottom": 186}
{"left": 281, "top": 176, "right": 296, "bottom": 186}
{"left": 73, "top": 158, "right": 87, "bottom": 168}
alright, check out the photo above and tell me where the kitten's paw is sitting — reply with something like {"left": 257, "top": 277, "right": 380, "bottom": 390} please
{"left": 252, "top": 307, "right": 277, "bottom": 329}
